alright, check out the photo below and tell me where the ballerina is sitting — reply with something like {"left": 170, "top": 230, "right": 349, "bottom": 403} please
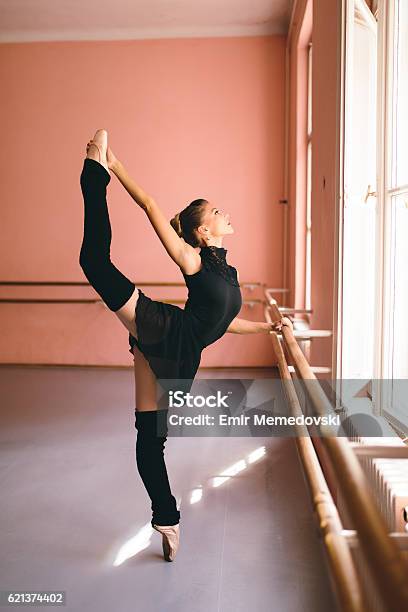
{"left": 79, "top": 129, "right": 292, "bottom": 562}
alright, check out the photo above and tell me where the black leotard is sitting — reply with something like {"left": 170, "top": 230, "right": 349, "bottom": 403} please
{"left": 128, "top": 245, "right": 242, "bottom": 392}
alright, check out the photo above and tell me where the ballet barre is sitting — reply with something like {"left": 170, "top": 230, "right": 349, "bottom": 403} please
{"left": 265, "top": 299, "right": 408, "bottom": 611}
{"left": 0, "top": 297, "right": 264, "bottom": 307}
{"left": 0, "top": 280, "right": 264, "bottom": 308}
{"left": 0, "top": 280, "right": 264, "bottom": 287}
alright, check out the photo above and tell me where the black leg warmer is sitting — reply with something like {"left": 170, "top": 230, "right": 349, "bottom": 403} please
{"left": 135, "top": 409, "right": 180, "bottom": 526}
{"left": 79, "top": 158, "right": 136, "bottom": 312}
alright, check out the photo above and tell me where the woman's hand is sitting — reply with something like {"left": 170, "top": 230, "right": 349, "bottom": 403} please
{"left": 107, "top": 146, "right": 119, "bottom": 170}
{"left": 267, "top": 316, "right": 294, "bottom": 333}
{"left": 280, "top": 316, "right": 294, "bottom": 331}
{"left": 85, "top": 141, "right": 119, "bottom": 171}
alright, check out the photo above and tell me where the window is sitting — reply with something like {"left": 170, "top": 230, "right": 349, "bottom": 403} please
{"left": 340, "top": 0, "right": 378, "bottom": 380}
{"left": 379, "top": 0, "right": 408, "bottom": 429}
{"left": 340, "top": 0, "right": 408, "bottom": 432}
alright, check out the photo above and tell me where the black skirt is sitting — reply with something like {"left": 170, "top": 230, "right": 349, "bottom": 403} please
{"left": 128, "top": 289, "right": 203, "bottom": 393}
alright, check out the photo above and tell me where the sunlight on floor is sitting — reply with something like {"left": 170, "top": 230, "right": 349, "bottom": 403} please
{"left": 113, "top": 522, "right": 154, "bottom": 567}
{"left": 190, "top": 487, "right": 203, "bottom": 504}
{"left": 113, "top": 446, "right": 266, "bottom": 565}
{"left": 212, "top": 446, "right": 266, "bottom": 487}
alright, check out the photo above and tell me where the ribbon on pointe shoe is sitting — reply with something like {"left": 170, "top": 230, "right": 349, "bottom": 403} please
{"left": 87, "top": 140, "right": 103, "bottom": 162}
{"left": 85, "top": 139, "right": 110, "bottom": 177}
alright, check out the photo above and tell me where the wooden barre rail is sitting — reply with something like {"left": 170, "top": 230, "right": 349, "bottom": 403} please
{"left": 0, "top": 284, "right": 323, "bottom": 323}
{"left": 0, "top": 281, "right": 292, "bottom": 293}
{"left": 0, "top": 298, "right": 264, "bottom": 305}
{"left": 268, "top": 328, "right": 366, "bottom": 611}
{"left": 0, "top": 280, "right": 264, "bottom": 305}
{"left": 267, "top": 301, "right": 408, "bottom": 611}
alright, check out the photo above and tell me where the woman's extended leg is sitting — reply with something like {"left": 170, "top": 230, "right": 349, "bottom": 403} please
{"left": 79, "top": 129, "right": 139, "bottom": 338}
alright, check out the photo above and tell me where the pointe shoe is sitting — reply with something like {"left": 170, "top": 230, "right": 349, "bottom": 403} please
{"left": 152, "top": 523, "right": 180, "bottom": 562}
{"left": 86, "top": 129, "right": 110, "bottom": 175}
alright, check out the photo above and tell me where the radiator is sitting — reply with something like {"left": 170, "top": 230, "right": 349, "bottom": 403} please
{"left": 344, "top": 433, "right": 408, "bottom": 533}
{"left": 336, "top": 414, "right": 408, "bottom": 611}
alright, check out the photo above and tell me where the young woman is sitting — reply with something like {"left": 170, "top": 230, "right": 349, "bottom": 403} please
{"left": 79, "top": 129, "right": 291, "bottom": 563}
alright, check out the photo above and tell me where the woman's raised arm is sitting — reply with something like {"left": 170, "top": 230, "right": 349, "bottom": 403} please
{"left": 108, "top": 149, "right": 152, "bottom": 211}
{"left": 109, "top": 151, "right": 192, "bottom": 269}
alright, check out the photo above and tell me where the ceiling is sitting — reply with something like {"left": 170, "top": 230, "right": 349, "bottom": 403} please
{"left": 0, "top": 0, "right": 294, "bottom": 43}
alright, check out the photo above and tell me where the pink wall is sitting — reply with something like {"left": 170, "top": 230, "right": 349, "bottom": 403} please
{"left": 0, "top": 36, "right": 286, "bottom": 367}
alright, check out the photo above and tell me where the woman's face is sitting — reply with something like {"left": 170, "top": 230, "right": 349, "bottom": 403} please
{"left": 198, "top": 202, "right": 234, "bottom": 241}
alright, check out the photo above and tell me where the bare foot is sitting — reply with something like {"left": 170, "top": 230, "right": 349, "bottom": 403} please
{"left": 86, "top": 129, "right": 110, "bottom": 175}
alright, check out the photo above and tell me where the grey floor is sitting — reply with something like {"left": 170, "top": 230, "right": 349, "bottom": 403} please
{"left": 0, "top": 366, "right": 337, "bottom": 612}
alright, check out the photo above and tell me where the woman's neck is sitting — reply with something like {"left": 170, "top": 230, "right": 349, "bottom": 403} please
{"left": 201, "top": 240, "right": 224, "bottom": 249}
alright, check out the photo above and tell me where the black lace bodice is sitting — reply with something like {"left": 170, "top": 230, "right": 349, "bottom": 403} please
{"left": 199, "top": 245, "right": 240, "bottom": 287}
{"left": 179, "top": 243, "right": 242, "bottom": 349}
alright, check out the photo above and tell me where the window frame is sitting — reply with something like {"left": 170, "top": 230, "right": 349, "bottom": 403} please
{"left": 376, "top": 0, "right": 408, "bottom": 432}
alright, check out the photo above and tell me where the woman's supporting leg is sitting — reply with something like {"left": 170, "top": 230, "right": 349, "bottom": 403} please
{"left": 79, "top": 157, "right": 136, "bottom": 312}
{"left": 135, "top": 408, "right": 180, "bottom": 526}
{"left": 132, "top": 346, "right": 180, "bottom": 526}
